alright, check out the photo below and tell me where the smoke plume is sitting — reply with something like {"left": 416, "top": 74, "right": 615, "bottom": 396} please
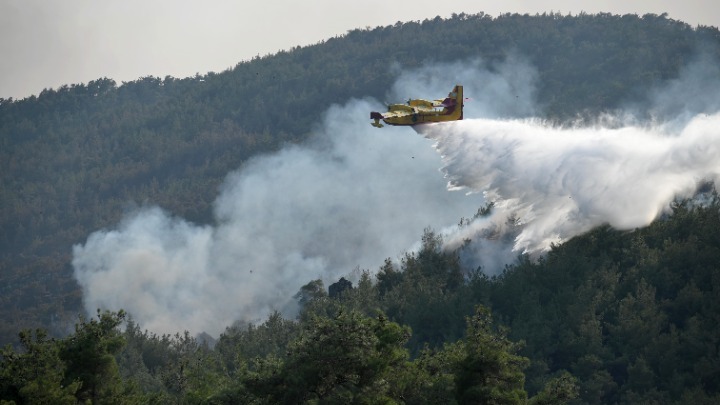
{"left": 72, "top": 97, "right": 484, "bottom": 336}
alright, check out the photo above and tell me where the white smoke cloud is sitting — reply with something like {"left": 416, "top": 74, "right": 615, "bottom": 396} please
{"left": 643, "top": 52, "right": 720, "bottom": 126}
{"left": 72, "top": 97, "right": 484, "bottom": 336}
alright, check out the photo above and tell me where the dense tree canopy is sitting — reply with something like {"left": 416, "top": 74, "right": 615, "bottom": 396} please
{"left": 2, "top": 195, "right": 719, "bottom": 403}
{"left": 2, "top": 194, "right": 718, "bottom": 403}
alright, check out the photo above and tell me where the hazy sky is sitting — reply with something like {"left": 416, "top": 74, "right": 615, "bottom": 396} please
{"left": 1, "top": 0, "right": 718, "bottom": 100}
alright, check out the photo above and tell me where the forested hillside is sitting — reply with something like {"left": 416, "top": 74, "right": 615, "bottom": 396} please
{"left": 2, "top": 197, "right": 720, "bottom": 403}
{"left": 2, "top": 11, "right": 720, "bottom": 404}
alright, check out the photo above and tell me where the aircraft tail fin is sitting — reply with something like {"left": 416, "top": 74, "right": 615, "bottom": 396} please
{"left": 441, "top": 85, "right": 463, "bottom": 120}
{"left": 454, "top": 85, "right": 463, "bottom": 120}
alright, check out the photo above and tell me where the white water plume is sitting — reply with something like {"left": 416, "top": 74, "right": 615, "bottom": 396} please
{"left": 420, "top": 113, "right": 720, "bottom": 256}
{"left": 418, "top": 53, "right": 720, "bottom": 262}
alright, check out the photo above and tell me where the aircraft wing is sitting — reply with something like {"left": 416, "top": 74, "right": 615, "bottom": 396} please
{"left": 370, "top": 85, "right": 463, "bottom": 128}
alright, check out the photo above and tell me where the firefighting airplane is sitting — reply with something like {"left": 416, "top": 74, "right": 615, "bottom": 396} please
{"left": 370, "top": 85, "right": 464, "bottom": 128}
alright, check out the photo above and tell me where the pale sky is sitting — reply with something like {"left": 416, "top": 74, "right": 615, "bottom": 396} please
{"left": 1, "top": 0, "right": 718, "bottom": 100}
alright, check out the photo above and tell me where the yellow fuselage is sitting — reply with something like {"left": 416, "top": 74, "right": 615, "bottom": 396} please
{"left": 371, "top": 85, "right": 464, "bottom": 128}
